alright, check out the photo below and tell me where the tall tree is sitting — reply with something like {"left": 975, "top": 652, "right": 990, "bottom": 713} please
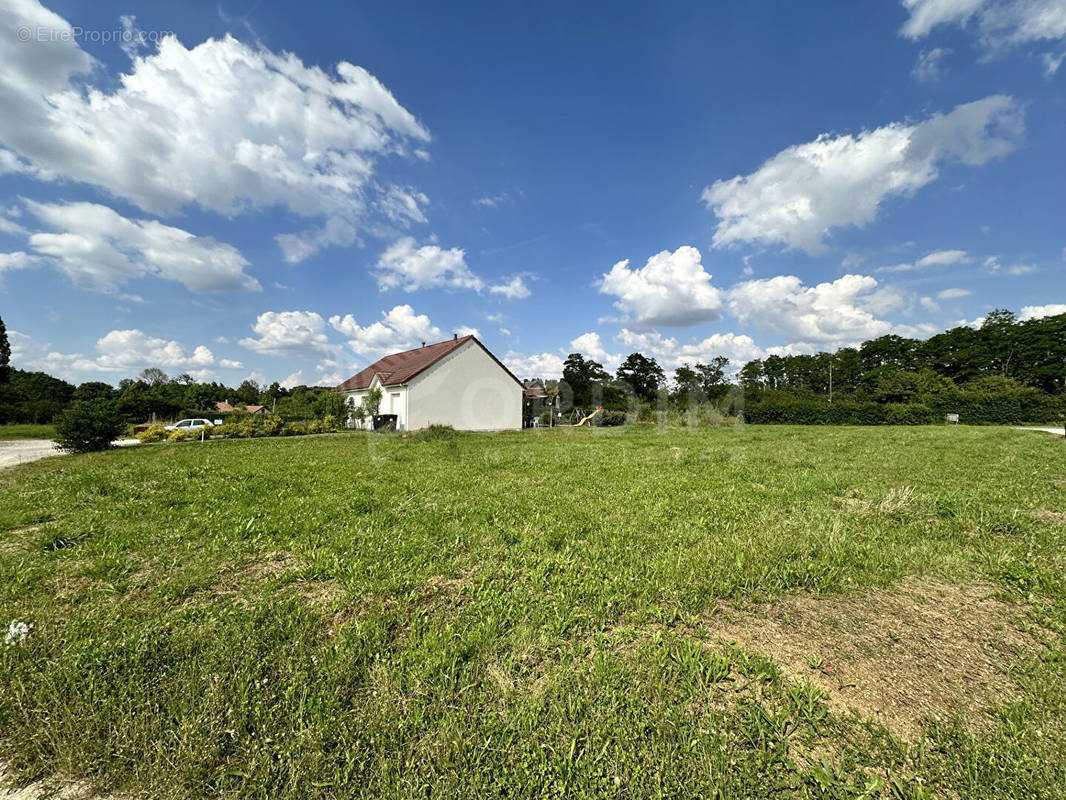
{"left": 616, "top": 353, "right": 665, "bottom": 402}
{"left": 673, "top": 363, "right": 701, "bottom": 404}
{"left": 562, "top": 353, "right": 610, "bottom": 408}
{"left": 139, "top": 367, "right": 169, "bottom": 386}
{"left": 738, "top": 359, "right": 763, "bottom": 391}
{"left": 235, "top": 379, "right": 261, "bottom": 405}
{"left": 0, "top": 314, "right": 10, "bottom": 385}
{"left": 696, "top": 357, "right": 731, "bottom": 400}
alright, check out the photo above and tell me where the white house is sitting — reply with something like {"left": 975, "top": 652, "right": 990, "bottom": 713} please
{"left": 336, "top": 335, "right": 524, "bottom": 431}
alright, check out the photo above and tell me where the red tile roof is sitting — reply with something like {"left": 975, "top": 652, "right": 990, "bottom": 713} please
{"left": 214, "top": 401, "right": 235, "bottom": 412}
{"left": 336, "top": 336, "right": 523, "bottom": 392}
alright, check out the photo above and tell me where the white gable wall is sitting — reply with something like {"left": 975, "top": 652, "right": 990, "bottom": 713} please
{"left": 407, "top": 340, "right": 522, "bottom": 431}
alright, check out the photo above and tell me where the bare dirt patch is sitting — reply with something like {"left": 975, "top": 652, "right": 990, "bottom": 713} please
{"left": 0, "top": 762, "right": 102, "bottom": 800}
{"left": 1033, "top": 509, "right": 1066, "bottom": 525}
{"left": 700, "top": 577, "right": 1041, "bottom": 741}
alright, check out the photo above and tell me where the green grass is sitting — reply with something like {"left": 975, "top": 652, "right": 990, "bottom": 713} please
{"left": 0, "top": 425, "right": 1064, "bottom": 799}
{"left": 0, "top": 423, "right": 56, "bottom": 440}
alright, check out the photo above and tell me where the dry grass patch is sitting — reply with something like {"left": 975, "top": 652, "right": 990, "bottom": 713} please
{"left": 0, "top": 525, "right": 39, "bottom": 554}
{"left": 701, "top": 577, "right": 1041, "bottom": 741}
{"left": 416, "top": 567, "right": 476, "bottom": 610}
{"left": 835, "top": 486, "right": 924, "bottom": 517}
{"left": 1033, "top": 509, "right": 1066, "bottom": 525}
{"left": 183, "top": 551, "right": 301, "bottom": 608}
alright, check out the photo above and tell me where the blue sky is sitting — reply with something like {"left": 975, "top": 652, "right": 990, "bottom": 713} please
{"left": 2, "top": 0, "right": 1064, "bottom": 387}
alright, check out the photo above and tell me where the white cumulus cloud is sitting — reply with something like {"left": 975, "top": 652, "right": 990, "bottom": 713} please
{"left": 725, "top": 273, "right": 928, "bottom": 346}
{"left": 504, "top": 351, "right": 565, "bottom": 380}
{"left": 599, "top": 246, "right": 722, "bottom": 327}
{"left": 239, "top": 311, "right": 335, "bottom": 356}
{"left": 1019, "top": 303, "right": 1066, "bottom": 320}
{"left": 329, "top": 304, "right": 443, "bottom": 355}
{"left": 703, "top": 96, "right": 1023, "bottom": 254}
{"left": 23, "top": 200, "right": 259, "bottom": 293}
{"left": 0, "top": 1, "right": 431, "bottom": 262}
{"left": 569, "top": 332, "right": 620, "bottom": 370}
{"left": 616, "top": 329, "right": 765, "bottom": 370}
{"left": 374, "top": 238, "right": 483, "bottom": 292}
{"left": 489, "top": 275, "right": 531, "bottom": 300}
{"left": 11, "top": 328, "right": 229, "bottom": 380}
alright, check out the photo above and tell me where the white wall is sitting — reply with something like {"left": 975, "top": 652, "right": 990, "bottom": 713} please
{"left": 408, "top": 341, "right": 522, "bottom": 431}
{"left": 343, "top": 382, "right": 409, "bottom": 430}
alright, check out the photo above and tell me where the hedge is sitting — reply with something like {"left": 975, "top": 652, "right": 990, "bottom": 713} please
{"left": 742, "top": 392, "right": 1066, "bottom": 425}
{"left": 742, "top": 400, "right": 939, "bottom": 425}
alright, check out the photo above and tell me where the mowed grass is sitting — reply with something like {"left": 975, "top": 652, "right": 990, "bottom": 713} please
{"left": 0, "top": 423, "right": 55, "bottom": 440}
{"left": 0, "top": 425, "right": 1064, "bottom": 799}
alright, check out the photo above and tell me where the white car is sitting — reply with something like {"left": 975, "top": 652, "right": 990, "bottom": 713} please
{"left": 164, "top": 418, "right": 216, "bottom": 432}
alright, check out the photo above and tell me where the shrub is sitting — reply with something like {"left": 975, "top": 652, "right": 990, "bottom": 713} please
{"left": 209, "top": 423, "right": 237, "bottom": 439}
{"left": 136, "top": 425, "right": 169, "bottom": 443}
{"left": 54, "top": 400, "right": 126, "bottom": 453}
{"left": 635, "top": 404, "right": 656, "bottom": 423}
{"left": 168, "top": 428, "right": 197, "bottom": 442}
{"left": 595, "top": 410, "right": 627, "bottom": 427}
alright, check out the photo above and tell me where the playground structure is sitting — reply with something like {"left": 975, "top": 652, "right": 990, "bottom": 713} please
{"left": 576, "top": 407, "right": 603, "bottom": 427}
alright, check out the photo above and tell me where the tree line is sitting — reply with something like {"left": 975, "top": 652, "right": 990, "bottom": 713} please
{"left": 2, "top": 309, "right": 1063, "bottom": 427}
{"left": 530, "top": 309, "right": 1065, "bottom": 424}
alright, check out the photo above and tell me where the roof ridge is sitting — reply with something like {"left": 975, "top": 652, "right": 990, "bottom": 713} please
{"left": 335, "top": 335, "right": 479, "bottom": 392}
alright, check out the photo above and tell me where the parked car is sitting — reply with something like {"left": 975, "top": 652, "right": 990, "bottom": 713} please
{"left": 164, "top": 418, "right": 216, "bottom": 432}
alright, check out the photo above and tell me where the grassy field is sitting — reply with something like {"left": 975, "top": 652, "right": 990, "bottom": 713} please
{"left": 0, "top": 423, "right": 55, "bottom": 440}
{"left": 0, "top": 425, "right": 1064, "bottom": 799}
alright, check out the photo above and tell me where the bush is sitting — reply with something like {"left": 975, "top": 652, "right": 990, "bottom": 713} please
{"left": 634, "top": 404, "right": 656, "bottom": 423}
{"left": 209, "top": 422, "right": 237, "bottom": 439}
{"left": 136, "top": 425, "right": 168, "bottom": 443}
{"left": 54, "top": 399, "right": 126, "bottom": 453}
{"left": 594, "top": 410, "right": 627, "bottom": 427}
{"left": 168, "top": 428, "right": 197, "bottom": 442}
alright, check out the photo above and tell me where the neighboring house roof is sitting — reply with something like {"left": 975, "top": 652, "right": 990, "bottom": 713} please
{"left": 214, "top": 401, "right": 267, "bottom": 413}
{"left": 524, "top": 385, "right": 547, "bottom": 398}
{"left": 336, "top": 335, "right": 523, "bottom": 392}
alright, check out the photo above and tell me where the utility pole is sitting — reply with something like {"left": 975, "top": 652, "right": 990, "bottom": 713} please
{"left": 828, "top": 360, "right": 833, "bottom": 404}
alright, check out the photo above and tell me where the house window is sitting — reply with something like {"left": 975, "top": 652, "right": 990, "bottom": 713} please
{"left": 390, "top": 392, "right": 400, "bottom": 412}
